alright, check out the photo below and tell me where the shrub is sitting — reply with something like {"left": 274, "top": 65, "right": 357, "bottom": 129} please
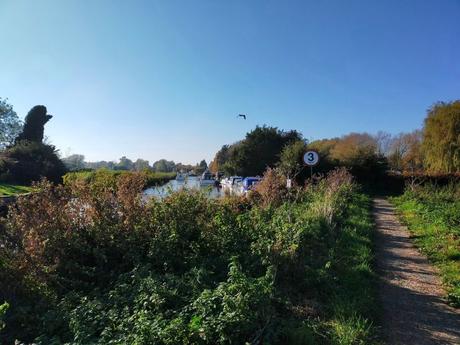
{"left": 1, "top": 170, "right": 379, "bottom": 344}
{"left": 251, "top": 168, "right": 288, "bottom": 207}
{"left": 0, "top": 141, "right": 67, "bottom": 184}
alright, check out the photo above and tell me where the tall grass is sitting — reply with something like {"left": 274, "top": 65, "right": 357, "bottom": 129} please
{"left": 391, "top": 183, "right": 460, "bottom": 307}
{"left": 0, "top": 169, "right": 380, "bottom": 344}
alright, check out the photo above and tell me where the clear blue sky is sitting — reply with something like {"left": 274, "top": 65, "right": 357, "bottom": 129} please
{"left": 1, "top": 0, "right": 459, "bottom": 164}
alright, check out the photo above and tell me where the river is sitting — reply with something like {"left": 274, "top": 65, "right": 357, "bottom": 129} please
{"left": 144, "top": 176, "right": 239, "bottom": 199}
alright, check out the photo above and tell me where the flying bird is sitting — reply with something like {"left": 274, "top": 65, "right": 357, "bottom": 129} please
{"left": 238, "top": 114, "right": 247, "bottom": 120}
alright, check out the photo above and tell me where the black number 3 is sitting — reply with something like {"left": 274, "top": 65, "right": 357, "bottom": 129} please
{"left": 308, "top": 153, "right": 314, "bottom": 162}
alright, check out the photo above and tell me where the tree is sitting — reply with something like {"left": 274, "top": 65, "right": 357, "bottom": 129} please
{"left": 215, "top": 126, "right": 303, "bottom": 176}
{"left": 134, "top": 159, "right": 150, "bottom": 171}
{"left": 307, "top": 138, "right": 339, "bottom": 173}
{"left": 115, "top": 156, "right": 134, "bottom": 171}
{"left": 0, "top": 98, "right": 22, "bottom": 149}
{"left": 388, "top": 131, "right": 423, "bottom": 173}
{"left": 209, "top": 145, "right": 230, "bottom": 173}
{"left": 0, "top": 105, "right": 67, "bottom": 184}
{"left": 374, "top": 131, "right": 393, "bottom": 156}
{"left": 62, "top": 154, "right": 86, "bottom": 171}
{"left": 199, "top": 159, "right": 207, "bottom": 169}
{"left": 309, "top": 133, "right": 387, "bottom": 185}
{"left": 278, "top": 140, "right": 307, "bottom": 180}
{"left": 330, "top": 133, "right": 378, "bottom": 165}
{"left": 15, "top": 105, "right": 52, "bottom": 143}
{"left": 152, "top": 159, "right": 176, "bottom": 172}
{"left": 422, "top": 101, "right": 460, "bottom": 173}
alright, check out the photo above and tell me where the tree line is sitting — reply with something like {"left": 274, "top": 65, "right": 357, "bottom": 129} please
{"left": 209, "top": 100, "right": 460, "bottom": 180}
{"left": 2, "top": 97, "right": 459, "bottom": 186}
{"left": 62, "top": 155, "right": 208, "bottom": 174}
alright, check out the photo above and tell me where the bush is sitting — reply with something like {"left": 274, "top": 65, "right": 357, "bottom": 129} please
{"left": 0, "top": 141, "right": 67, "bottom": 184}
{"left": 1, "top": 169, "right": 379, "bottom": 344}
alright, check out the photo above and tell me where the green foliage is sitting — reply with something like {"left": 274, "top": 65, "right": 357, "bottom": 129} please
{"left": 0, "top": 141, "right": 67, "bottom": 184}
{"left": 0, "top": 302, "right": 9, "bottom": 331}
{"left": 278, "top": 140, "right": 307, "bottom": 180}
{"left": 209, "top": 145, "right": 230, "bottom": 173}
{"left": 15, "top": 105, "right": 52, "bottom": 144}
{"left": 1, "top": 170, "right": 379, "bottom": 344}
{"left": 114, "top": 156, "right": 134, "bottom": 170}
{"left": 212, "top": 126, "right": 303, "bottom": 176}
{"left": 0, "top": 183, "right": 32, "bottom": 196}
{"left": 63, "top": 169, "right": 176, "bottom": 187}
{"left": 0, "top": 104, "right": 67, "bottom": 185}
{"left": 391, "top": 184, "right": 460, "bottom": 306}
{"left": 423, "top": 101, "right": 460, "bottom": 173}
{"left": 134, "top": 158, "right": 150, "bottom": 171}
{"left": 308, "top": 134, "right": 387, "bottom": 191}
{"left": 62, "top": 154, "right": 86, "bottom": 171}
{"left": 152, "top": 159, "right": 176, "bottom": 173}
{"left": 0, "top": 98, "right": 22, "bottom": 149}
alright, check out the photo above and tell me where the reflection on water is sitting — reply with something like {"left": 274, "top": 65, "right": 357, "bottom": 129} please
{"left": 144, "top": 176, "right": 236, "bottom": 199}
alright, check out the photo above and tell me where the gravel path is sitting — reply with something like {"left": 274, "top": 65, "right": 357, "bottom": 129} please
{"left": 373, "top": 198, "right": 460, "bottom": 345}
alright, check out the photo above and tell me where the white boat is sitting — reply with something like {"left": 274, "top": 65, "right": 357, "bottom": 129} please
{"left": 228, "top": 176, "right": 242, "bottom": 186}
{"left": 176, "top": 172, "right": 186, "bottom": 181}
{"left": 200, "top": 170, "right": 215, "bottom": 186}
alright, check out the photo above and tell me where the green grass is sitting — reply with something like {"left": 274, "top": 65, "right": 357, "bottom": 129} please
{"left": 390, "top": 187, "right": 460, "bottom": 307}
{"left": 322, "top": 193, "right": 381, "bottom": 344}
{"left": 63, "top": 169, "right": 176, "bottom": 187}
{"left": 0, "top": 184, "right": 32, "bottom": 196}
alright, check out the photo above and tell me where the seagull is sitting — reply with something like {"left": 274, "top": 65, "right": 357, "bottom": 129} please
{"left": 238, "top": 114, "right": 247, "bottom": 120}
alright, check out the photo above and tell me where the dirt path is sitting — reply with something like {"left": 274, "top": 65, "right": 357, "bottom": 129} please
{"left": 373, "top": 198, "right": 460, "bottom": 345}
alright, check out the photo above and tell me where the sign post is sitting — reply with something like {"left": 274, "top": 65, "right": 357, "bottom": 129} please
{"left": 303, "top": 150, "right": 320, "bottom": 178}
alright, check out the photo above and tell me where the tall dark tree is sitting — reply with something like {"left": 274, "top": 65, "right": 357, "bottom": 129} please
{"left": 15, "top": 105, "right": 52, "bottom": 143}
{"left": 213, "top": 126, "right": 303, "bottom": 176}
{"left": 199, "top": 159, "right": 208, "bottom": 169}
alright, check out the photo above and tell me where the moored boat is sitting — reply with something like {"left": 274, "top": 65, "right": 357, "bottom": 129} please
{"left": 199, "top": 169, "right": 215, "bottom": 186}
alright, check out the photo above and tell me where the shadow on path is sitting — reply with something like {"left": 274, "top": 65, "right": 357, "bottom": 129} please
{"left": 373, "top": 198, "right": 460, "bottom": 345}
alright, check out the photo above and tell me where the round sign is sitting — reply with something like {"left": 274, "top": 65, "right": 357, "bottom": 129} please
{"left": 303, "top": 150, "right": 319, "bottom": 166}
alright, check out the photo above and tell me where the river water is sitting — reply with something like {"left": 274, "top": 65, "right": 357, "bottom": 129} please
{"left": 144, "top": 176, "right": 233, "bottom": 199}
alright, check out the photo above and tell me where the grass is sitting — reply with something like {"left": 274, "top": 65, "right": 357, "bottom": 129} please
{"left": 63, "top": 169, "right": 176, "bottom": 187}
{"left": 0, "top": 183, "right": 32, "bottom": 197}
{"left": 323, "top": 192, "right": 381, "bottom": 344}
{"left": 390, "top": 186, "right": 460, "bottom": 307}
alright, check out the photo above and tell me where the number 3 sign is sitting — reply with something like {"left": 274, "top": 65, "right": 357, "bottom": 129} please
{"left": 303, "top": 150, "right": 319, "bottom": 166}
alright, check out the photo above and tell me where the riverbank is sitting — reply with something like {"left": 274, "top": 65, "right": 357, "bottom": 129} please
{"left": 63, "top": 169, "right": 176, "bottom": 187}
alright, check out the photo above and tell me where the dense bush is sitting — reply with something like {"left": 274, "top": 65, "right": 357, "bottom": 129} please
{"left": 391, "top": 184, "right": 460, "bottom": 306}
{"left": 0, "top": 141, "right": 67, "bottom": 184}
{"left": 210, "top": 126, "right": 303, "bottom": 176}
{"left": 63, "top": 169, "right": 176, "bottom": 188}
{"left": 1, "top": 169, "right": 379, "bottom": 344}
